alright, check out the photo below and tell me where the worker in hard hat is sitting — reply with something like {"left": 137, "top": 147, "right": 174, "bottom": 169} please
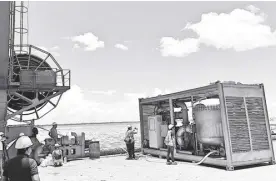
{"left": 124, "top": 125, "right": 138, "bottom": 160}
{"left": 2, "top": 134, "right": 40, "bottom": 181}
{"left": 49, "top": 122, "right": 58, "bottom": 143}
{"left": 164, "top": 124, "right": 177, "bottom": 165}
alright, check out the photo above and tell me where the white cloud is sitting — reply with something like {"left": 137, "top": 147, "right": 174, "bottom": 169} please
{"left": 39, "top": 85, "right": 105, "bottom": 125}
{"left": 115, "top": 44, "right": 128, "bottom": 51}
{"left": 88, "top": 90, "right": 116, "bottom": 96}
{"left": 246, "top": 5, "right": 260, "bottom": 13}
{"left": 70, "top": 32, "right": 104, "bottom": 51}
{"left": 73, "top": 44, "right": 80, "bottom": 49}
{"left": 160, "top": 37, "right": 200, "bottom": 57}
{"left": 160, "top": 5, "right": 276, "bottom": 57}
{"left": 153, "top": 88, "right": 172, "bottom": 96}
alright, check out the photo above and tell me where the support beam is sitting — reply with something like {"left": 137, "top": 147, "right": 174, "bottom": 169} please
{"left": 5, "top": 91, "right": 64, "bottom": 120}
{"left": 218, "top": 83, "right": 233, "bottom": 169}
{"left": 11, "top": 92, "right": 33, "bottom": 104}
{"left": 139, "top": 98, "right": 144, "bottom": 152}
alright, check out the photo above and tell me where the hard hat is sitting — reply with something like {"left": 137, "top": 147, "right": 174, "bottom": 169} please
{"left": 168, "top": 124, "right": 174, "bottom": 130}
{"left": 127, "top": 125, "right": 132, "bottom": 128}
{"left": 0, "top": 132, "right": 4, "bottom": 136}
{"left": 52, "top": 122, "right": 57, "bottom": 125}
{"left": 19, "top": 133, "right": 25, "bottom": 137}
{"left": 15, "top": 135, "right": 33, "bottom": 149}
{"left": 54, "top": 143, "right": 60, "bottom": 147}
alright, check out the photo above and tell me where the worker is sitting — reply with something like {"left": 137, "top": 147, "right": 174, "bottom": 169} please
{"left": 30, "top": 127, "right": 40, "bottom": 148}
{"left": 124, "top": 125, "right": 138, "bottom": 160}
{"left": 0, "top": 132, "right": 4, "bottom": 176}
{"left": 52, "top": 144, "right": 63, "bottom": 167}
{"left": 48, "top": 122, "right": 58, "bottom": 143}
{"left": 29, "top": 127, "right": 43, "bottom": 165}
{"left": 2, "top": 133, "right": 40, "bottom": 181}
{"left": 164, "top": 124, "right": 177, "bottom": 165}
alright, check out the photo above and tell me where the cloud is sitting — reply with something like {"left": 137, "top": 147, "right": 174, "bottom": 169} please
{"left": 36, "top": 87, "right": 173, "bottom": 124}
{"left": 73, "top": 44, "right": 80, "bottom": 49}
{"left": 38, "top": 85, "right": 105, "bottom": 124}
{"left": 160, "top": 37, "right": 200, "bottom": 57}
{"left": 69, "top": 32, "right": 104, "bottom": 51}
{"left": 114, "top": 44, "right": 128, "bottom": 51}
{"left": 153, "top": 88, "right": 172, "bottom": 96}
{"left": 246, "top": 5, "right": 260, "bottom": 13}
{"left": 160, "top": 5, "right": 276, "bottom": 57}
{"left": 88, "top": 90, "right": 116, "bottom": 96}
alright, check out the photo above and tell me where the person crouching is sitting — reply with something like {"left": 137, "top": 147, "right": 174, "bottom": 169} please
{"left": 52, "top": 144, "right": 63, "bottom": 167}
{"left": 2, "top": 133, "right": 40, "bottom": 181}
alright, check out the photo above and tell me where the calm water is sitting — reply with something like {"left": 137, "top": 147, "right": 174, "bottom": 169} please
{"left": 36, "top": 122, "right": 141, "bottom": 149}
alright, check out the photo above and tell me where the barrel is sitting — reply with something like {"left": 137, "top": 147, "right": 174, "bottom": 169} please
{"left": 89, "top": 141, "right": 100, "bottom": 159}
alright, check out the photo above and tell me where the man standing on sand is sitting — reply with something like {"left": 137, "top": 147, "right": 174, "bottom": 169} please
{"left": 48, "top": 122, "right": 58, "bottom": 143}
{"left": 164, "top": 124, "right": 177, "bottom": 165}
{"left": 124, "top": 125, "right": 138, "bottom": 160}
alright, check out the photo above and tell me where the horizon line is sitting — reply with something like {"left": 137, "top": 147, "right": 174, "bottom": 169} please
{"left": 36, "top": 120, "right": 139, "bottom": 126}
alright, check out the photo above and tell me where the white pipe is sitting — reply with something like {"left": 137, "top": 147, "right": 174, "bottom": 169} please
{"left": 194, "top": 150, "right": 219, "bottom": 165}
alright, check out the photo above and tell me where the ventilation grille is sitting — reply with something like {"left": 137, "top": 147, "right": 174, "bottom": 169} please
{"left": 245, "top": 97, "right": 269, "bottom": 151}
{"left": 225, "top": 97, "right": 251, "bottom": 153}
{"left": 225, "top": 96, "right": 270, "bottom": 153}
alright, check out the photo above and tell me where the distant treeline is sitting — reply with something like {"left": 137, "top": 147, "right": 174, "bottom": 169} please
{"left": 36, "top": 121, "right": 140, "bottom": 127}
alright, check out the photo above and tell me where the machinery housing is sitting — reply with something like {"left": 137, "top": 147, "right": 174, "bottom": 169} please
{"left": 138, "top": 81, "right": 275, "bottom": 170}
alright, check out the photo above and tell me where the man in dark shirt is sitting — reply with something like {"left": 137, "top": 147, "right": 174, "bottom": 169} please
{"left": 2, "top": 134, "right": 40, "bottom": 181}
{"left": 48, "top": 122, "right": 58, "bottom": 143}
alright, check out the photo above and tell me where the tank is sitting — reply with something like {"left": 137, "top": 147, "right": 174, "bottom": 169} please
{"left": 193, "top": 104, "right": 224, "bottom": 146}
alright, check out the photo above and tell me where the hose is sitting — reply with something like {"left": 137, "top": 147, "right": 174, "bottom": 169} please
{"left": 140, "top": 150, "right": 219, "bottom": 165}
{"left": 194, "top": 150, "right": 218, "bottom": 165}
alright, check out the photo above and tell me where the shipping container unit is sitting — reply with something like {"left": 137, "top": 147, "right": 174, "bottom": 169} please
{"left": 138, "top": 81, "right": 275, "bottom": 170}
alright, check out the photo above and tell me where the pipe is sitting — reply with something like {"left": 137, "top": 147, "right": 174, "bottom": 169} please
{"left": 142, "top": 150, "right": 219, "bottom": 165}
{"left": 194, "top": 150, "right": 218, "bottom": 165}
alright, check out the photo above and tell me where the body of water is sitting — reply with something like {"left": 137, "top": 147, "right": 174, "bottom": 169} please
{"left": 36, "top": 122, "right": 141, "bottom": 149}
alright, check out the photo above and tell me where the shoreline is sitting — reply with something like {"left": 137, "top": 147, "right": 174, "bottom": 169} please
{"left": 36, "top": 121, "right": 140, "bottom": 127}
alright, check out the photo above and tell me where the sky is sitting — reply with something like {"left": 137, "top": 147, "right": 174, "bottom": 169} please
{"left": 19, "top": 1, "right": 276, "bottom": 124}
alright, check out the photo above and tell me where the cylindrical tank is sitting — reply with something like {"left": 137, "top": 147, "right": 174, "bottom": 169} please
{"left": 89, "top": 141, "right": 100, "bottom": 159}
{"left": 193, "top": 104, "right": 224, "bottom": 146}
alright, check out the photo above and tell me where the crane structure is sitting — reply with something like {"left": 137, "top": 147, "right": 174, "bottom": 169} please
{"left": 0, "top": 1, "right": 71, "bottom": 166}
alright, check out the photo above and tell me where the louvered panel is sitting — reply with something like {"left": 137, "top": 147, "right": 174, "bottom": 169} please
{"left": 225, "top": 97, "right": 251, "bottom": 153}
{"left": 245, "top": 97, "right": 269, "bottom": 151}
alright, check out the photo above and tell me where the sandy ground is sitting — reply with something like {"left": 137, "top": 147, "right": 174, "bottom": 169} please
{"left": 39, "top": 153, "right": 276, "bottom": 181}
